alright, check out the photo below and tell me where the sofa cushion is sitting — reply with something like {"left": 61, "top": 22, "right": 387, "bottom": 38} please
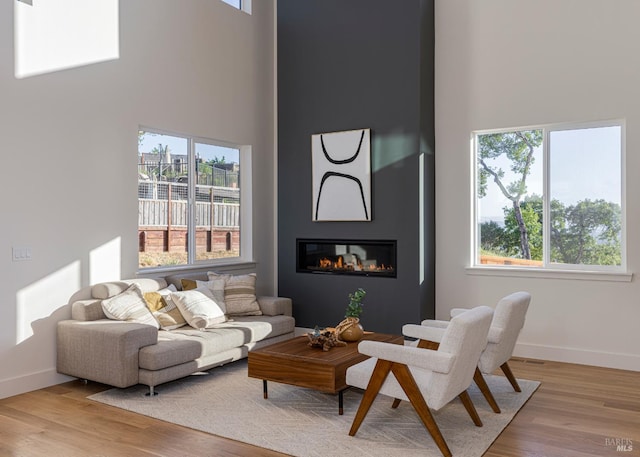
{"left": 228, "top": 315, "right": 295, "bottom": 341}
{"left": 164, "top": 272, "right": 208, "bottom": 291}
{"left": 171, "top": 288, "right": 227, "bottom": 329}
{"left": 160, "top": 315, "right": 295, "bottom": 355}
{"left": 92, "top": 278, "right": 167, "bottom": 299}
{"left": 71, "top": 299, "right": 107, "bottom": 321}
{"left": 144, "top": 285, "right": 187, "bottom": 330}
{"left": 208, "top": 272, "right": 262, "bottom": 316}
{"left": 138, "top": 338, "right": 202, "bottom": 371}
{"left": 101, "top": 283, "right": 159, "bottom": 329}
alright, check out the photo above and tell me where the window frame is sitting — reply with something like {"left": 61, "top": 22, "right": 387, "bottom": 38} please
{"left": 137, "top": 127, "right": 253, "bottom": 273}
{"left": 220, "top": 0, "right": 251, "bottom": 14}
{"left": 470, "top": 119, "right": 628, "bottom": 278}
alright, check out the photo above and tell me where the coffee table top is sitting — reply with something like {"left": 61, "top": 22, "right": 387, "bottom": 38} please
{"left": 250, "top": 332, "right": 404, "bottom": 365}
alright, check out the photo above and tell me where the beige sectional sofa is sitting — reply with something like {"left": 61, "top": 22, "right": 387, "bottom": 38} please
{"left": 57, "top": 272, "right": 295, "bottom": 395}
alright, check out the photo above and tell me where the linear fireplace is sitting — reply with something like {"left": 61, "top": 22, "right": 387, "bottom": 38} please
{"left": 296, "top": 238, "right": 396, "bottom": 278}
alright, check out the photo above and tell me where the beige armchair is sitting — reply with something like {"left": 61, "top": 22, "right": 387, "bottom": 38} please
{"left": 345, "top": 306, "right": 494, "bottom": 457}
{"left": 420, "top": 291, "right": 531, "bottom": 413}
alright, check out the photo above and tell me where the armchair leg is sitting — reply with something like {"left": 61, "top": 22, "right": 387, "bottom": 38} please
{"left": 349, "top": 359, "right": 393, "bottom": 437}
{"left": 392, "top": 363, "right": 452, "bottom": 457}
{"left": 473, "top": 367, "right": 501, "bottom": 413}
{"left": 389, "top": 339, "right": 440, "bottom": 410}
{"left": 458, "top": 390, "right": 482, "bottom": 426}
{"left": 500, "top": 362, "right": 521, "bottom": 392}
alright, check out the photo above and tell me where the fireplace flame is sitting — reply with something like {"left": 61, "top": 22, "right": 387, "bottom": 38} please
{"left": 317, "top": 256, "right": 393, "bottom": 273}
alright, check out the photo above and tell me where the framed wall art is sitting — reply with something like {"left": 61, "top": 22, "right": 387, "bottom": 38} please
{"left": 311, "top": 128, "right": 371, "bottom": 221}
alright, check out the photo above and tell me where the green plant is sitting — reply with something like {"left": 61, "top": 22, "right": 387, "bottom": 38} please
{"left": 345, "top": 288, "right": 366, "bottom": 319}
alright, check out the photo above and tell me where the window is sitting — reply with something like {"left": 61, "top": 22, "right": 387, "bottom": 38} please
{"left": 138, "top": 129, "right": 250, "bottom": 270}
{"left": 220, "top": 0, "right": 251, "bottom": 14}
{"left": 474, "top": 121, "right": 624, "bottom": 271}
{"left": 221, "top": 0, "right": 241, "bottom": 9}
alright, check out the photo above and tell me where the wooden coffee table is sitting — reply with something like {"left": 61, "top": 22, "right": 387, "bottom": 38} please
{"left": 248, "top": 332, "right": 404, "bottom": 414}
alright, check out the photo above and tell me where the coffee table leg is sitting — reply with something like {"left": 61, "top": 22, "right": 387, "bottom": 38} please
{"left": 263, "top": 380, "right": 268, "bottom": 399}
{"left": 339, "top": 390, "right": 344, "bottom": 415}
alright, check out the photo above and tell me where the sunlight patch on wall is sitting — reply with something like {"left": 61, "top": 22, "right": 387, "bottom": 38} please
{"left": 372, "top": 131, "right": 417, "bottom": 172}
{"left": 14, "top": 0, "right": 119, "bottom": 79}
{"left": 16, "top": 261, "right": 80, "bottom": 344}
{"left": 90, "top": 237, "right": 121, "bottom": 284}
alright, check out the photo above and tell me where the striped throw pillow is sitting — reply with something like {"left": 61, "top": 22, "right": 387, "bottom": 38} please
{"left": 208, "top": 272, "right": 262, "bottom": 316}
{"left": 101, "top": 283, "right": 159, "bottom": 329}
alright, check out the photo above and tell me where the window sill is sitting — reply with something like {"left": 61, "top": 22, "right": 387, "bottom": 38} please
{"left": 138, "top": 259, "right": 257, "bottom": 277}
{"left": 465, "top": 266, "right": 633, "bottom": 282}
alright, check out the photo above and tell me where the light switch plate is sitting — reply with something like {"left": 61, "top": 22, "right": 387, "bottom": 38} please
{"left": 12, "top": 246, "right": 32, "bottom": 261}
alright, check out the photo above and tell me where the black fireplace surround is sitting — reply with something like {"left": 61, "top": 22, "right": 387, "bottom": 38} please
{"left": 296, "top": 239, "right": 396, "bottom": 277}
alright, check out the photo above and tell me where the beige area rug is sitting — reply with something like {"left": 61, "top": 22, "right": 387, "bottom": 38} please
{"left": 89, "top": 360, "right": 539, "bottom": 457}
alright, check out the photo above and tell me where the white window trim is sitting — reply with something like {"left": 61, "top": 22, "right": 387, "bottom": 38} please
{"left": 470, "top": 119, "right": 629, "bottom": 279}
{"left": 465, "top": 265, "right": 633, "bottom": 282}
{"left": 221, "top": 0, "right": 251, "bottom": 14}
{"left": 137, "top": 127, "right": 253, "bottom": 273}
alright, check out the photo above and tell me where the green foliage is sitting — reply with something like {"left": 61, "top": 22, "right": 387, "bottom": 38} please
{"left": 152, "top": 143, "right": 169, "bottom": 156}
{"left": 480, "top": 197, "right": 621, "bottom": 266}
{"left": 345, "top": 288, "right": 366, "bottom": 318}
{"left": 503, "top": 201, "right": 543, "bottom": 260}
{"left": 480, "top": 220, "right": 508, "bottom": 254}
{"left": 550, "top": 199, "right": 621, "bottom": 265}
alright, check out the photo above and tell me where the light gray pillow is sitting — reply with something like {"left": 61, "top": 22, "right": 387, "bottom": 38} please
{"left": 101, "top": 283, "right": 159, "bottom": 329}
{"left": 171, "top": 288, "right": 227, "bottom": 329}
{"left": 195, "top": 278, "right": 227, "bottom": 314}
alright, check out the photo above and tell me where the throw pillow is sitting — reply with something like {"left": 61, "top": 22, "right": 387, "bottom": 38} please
{"left": 101, "top": 283, "right": 159, "bottom": 329}
{"left": 180, "top": 278, "right": 227, "bottom": 313}
{"left": 208, "top": 272, "right": 262, "bottom": 316}
{"left": 181, "top": 278, "right": 197, "bottom": 291}
{"left": 170, "top": 288, "right": 227, "bottom": 329}
{"left": 143, "top": 284, "right": 186, "bottom": 330}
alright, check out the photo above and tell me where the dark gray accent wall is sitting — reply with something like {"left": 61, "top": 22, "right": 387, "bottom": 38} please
{"left": 277, "top": 0, "right": 435, "bottom": 334}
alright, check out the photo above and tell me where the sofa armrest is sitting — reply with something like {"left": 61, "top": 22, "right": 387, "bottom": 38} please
{"left": 257, "top": 296, "right": 292, "bottom": 317}
{"left": 57, "top": 320, "right": 158, "bottom": 388}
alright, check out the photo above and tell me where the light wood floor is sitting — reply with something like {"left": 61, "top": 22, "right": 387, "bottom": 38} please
{"left": 1, "top": 358, "right": 638, "bottom": 456}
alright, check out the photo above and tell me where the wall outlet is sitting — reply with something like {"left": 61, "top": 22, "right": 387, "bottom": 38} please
{"left": 12, "top": 246, "right": 32, "bottom": 261}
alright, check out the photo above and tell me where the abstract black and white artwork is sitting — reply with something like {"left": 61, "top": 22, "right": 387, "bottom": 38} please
{"left": 311, "top": 128, "right": 371, "bottom": 221}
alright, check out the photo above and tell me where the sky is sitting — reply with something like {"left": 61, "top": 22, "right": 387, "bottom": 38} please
{"left": 478, "top": 125, "right": 621, "bottom": 222}
{"left": 139, "top": 132, "right": 240, "bottom": 164}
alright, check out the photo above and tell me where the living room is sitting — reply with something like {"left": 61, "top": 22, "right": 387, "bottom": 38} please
{"left": 1, "top": 0, "right": 639, "bottom": 455}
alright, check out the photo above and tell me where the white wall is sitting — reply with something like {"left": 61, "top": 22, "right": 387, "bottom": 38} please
{"left": 435, "top": 0, "right": 640, "bottom": 371}
{"left": 0, "top": 0, "right": 276, "bottom": 399}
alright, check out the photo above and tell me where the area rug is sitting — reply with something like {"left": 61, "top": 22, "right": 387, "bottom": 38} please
{"left": 89, "top": 360, "right": 539, "bottom": 457}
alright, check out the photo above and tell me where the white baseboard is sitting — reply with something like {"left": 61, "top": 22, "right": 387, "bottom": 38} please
{"left": 514, "top": 342, "right": 640, "bottom": 372}
{"left": 0, "top": 368, "right": 74, "bottom": 400}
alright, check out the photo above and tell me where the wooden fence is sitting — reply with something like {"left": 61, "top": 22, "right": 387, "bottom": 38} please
{"left": 138, "top": 199, "right": 240, "bottom": 254}
{"left": 138, "top": 200, "right": 239, "bottom": 227}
